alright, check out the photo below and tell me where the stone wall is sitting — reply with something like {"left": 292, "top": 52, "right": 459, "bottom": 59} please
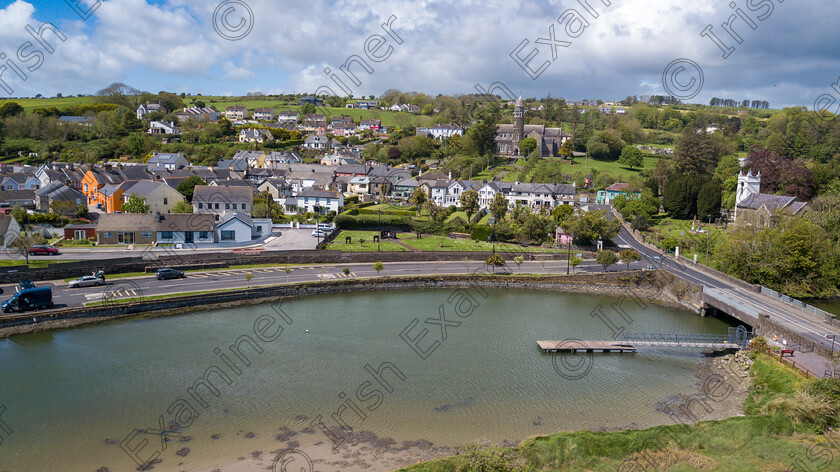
{"left": 0, "top": 271, "right": 692, "bottom": 338}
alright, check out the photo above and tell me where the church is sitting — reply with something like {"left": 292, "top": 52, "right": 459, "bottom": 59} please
{"left": 735, "top": 170, "right": 807, "bottom": 226}
{"left": 495, "top": 97, "right": 571, "bottom": 157}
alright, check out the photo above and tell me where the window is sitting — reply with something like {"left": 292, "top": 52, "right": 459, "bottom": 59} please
{"left": 256, "top": 225, "right": 262, "bottom": 234}
{"left": 103, "top": 232, "right": 113, "bottom": 238}
{"left": 140, "top": 232, "right": 153, "bottom": 238}
{"left": 161, "top": 231, "right": 173, "bottom": 239}
{"left": 241, "top": 203, "right": 246, "bottom": 210}
{"left": 215, "top": 203, "right": 220, "bottom": 209}
{"left": 225, "top": 203, "right": 230, "bottom": 210}
{"left": 198, "top": 203, "right": 203, "bottom": 209}
{"left": 74, "top": 230, "right": 86, "bottom": 240}
{"left": 199, "top": 231, "right": 209, "bottom": 239}
{"left": 163, "top": 198, "right": 168, "bottom": 204}
{"left": 221, "top": 230, "right": 235, "bottom": 241}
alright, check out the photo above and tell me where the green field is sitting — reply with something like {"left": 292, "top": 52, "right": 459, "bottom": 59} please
{"left": 327, "top": 230, "right": 560, "bottom": 253}
{"left": 557, "top": 154, "right": 659, "bottom": 179}
{"left": 12, "top": 96, "right": 96, "bottom": 113}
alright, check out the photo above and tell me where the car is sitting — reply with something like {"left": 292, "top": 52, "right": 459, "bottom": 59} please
{"left": 653, "top": 255, "right": 661, "bottom": 262}
{"left": 28, "top": 245, "right": 60, "bottom": 256}
{"left": 311, "top": 230, "right": 328, "bottom": 238}
{"left": 16, "top": 279, "right": 35, "bottom": 291}
{"left": 156, "top": 268, "right": 185, "bottom": 280}
{"left": 646, "top": 265, "right": 656, "bottom": 271}
{"left": 316, "top": 223, "right": 333, "bottom": 231}
{"left": 68, "top": 275, "right": 104, "bottom": 288}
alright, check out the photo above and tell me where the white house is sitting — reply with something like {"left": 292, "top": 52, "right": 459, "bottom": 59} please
{"left": 277, "top": 110, "right": 300, "bottom": 123}
{"left": 304, "top": 134, "right": 331, "bottom": 150}
{"left": 225, "top": 106, "right": 248, "bottom": 120}
{"left": 239, "top": 128, "right": 273, "bottom": 143}
{"left": 216, "top": 213, "right": 272, "bottom": 242}
{"left": 137, "top": 103, "right": 166, "bottom": 120}
{"left": 416, "top": 124, "right": 464, "bottom": 141}
{"left": 147, "top": 152, "right": 189, "bottom": 171}
{"left": 253, "top": 108, "right": 276, "bottom": 121}
{"left": 148, "top": 121, "right": 181, "bottom": 135}
{"left": 286, "top": 188, "right": 343, "bottom": 215}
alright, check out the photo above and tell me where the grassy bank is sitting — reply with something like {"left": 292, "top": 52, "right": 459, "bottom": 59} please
{"left": 398, "top": 352, "right": 840, "bottom": 471}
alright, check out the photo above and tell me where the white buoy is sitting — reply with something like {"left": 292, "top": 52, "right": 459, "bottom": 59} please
{"left": 305, "top": 329, "right": 310, "bottom": 334}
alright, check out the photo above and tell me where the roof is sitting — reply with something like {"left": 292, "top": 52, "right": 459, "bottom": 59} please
{"left": 219, "top": 212, "right": 253, "bottom": 227}
{"left": 297, "top": 188, "right": 340, "bottom": 198}
{"left": 97, "top": 213, "right": 216, "bottom": 232}
{"left": 148, "top": 152, "right": 186, "bottom": 165}
{"left": 349, "top": 176, "right": 370, "bottom": 184}
{"left": 123, "top": 180, "right": 169, "bottom": 197}
{"left": 605, "top": 183, "right": 633, "bottom": 192}
{"left": 0, "top": 215, "right": 16, "bottom": 234}
{"left": 192, "top": 185, "right": 253, "bottom": 203}
{"left": 336, "top": 164, "right": 368, "bottom": 175}
{"left": 418, "top": 171, "right": 447, "bottom": 181}
{"left": 0, "top": 190, "right": 36, "bottom": 202}
{"left": 737, "top": 193, "right": 801, "bottom": 211}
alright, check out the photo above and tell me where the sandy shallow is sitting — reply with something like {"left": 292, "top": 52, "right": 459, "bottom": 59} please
{"left": 131, "top": 351, "right": 750, "bottom": 472}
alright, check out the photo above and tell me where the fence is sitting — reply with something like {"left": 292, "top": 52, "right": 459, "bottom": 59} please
{"left": 750, "top": 346, "right": 821, "bottom": 379}
{"left": 760, "top": 286, "right": 836, "bottom": 321}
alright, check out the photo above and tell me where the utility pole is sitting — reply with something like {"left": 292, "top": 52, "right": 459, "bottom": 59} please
{"left": 706, "top": 215, "right": 712, "bottom": 266}
{"left": 567, "top": 233, "right": 572, "bottom": 275}
{"left": 378, "top": 210, "right": 382, "bottom": 252}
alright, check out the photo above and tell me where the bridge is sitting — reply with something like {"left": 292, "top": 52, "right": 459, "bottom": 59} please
{"left": 538, "top": 327, "right": 751, "bottom": 354}
{"left": 605, "top": 208, "right": 840, "bottom": 358}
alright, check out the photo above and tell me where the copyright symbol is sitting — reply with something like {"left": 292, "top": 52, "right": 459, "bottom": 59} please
{"left": 662, "top": 59, "right": 704, "bottom": 100}
{"left": 213, "top": 0, "right": 254, "bottom": 41}
{"left": 550, "top": 339, "right": 593, "bottom": 380}
{"left": 271, "top": 449, "right": 312, "bottom": 472}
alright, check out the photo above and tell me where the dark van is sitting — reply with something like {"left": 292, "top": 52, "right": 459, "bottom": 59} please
{"left": 2, "top": 287, "right": 53, "bottom": 313}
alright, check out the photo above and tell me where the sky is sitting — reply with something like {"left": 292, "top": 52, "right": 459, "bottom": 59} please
{"left": 0, "top": 0, "right": 838, "bottom": 110}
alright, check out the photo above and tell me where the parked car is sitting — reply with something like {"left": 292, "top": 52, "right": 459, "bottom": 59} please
{"left": 645, "top": 265, "right": 656, "bottom": 271}
{"left": 68, "top": 275, "right": 104, "bottom": 288}
{"left": 653, "top": 256, "right": 661, "bottom": 263}
{"left": 311, "top": 229, "right": 328, "bottom": 238}
{"left": 316, "top": 223, "right": 333, "bottom": 231}
{"left": 2, "top": 287, "right": 53, "bottom": 313}
{"left": 29, "top": 245, "right": 60, "bottom": 256}
{"left": 156, "top": 268, "right": 185, "bottom": 280}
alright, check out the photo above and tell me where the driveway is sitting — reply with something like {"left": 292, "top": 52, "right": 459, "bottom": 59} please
{"left": 263, "top": 228, "right": 319, "bottom": 250}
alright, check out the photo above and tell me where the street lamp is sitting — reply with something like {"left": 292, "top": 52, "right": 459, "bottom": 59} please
{"left": 705, "top": 215, "right": 712, "bottom": 266}
{"left": 378, "top": 210, "right": 382, "bottom": 252}
{"left": 566, "top": 233, "right": 573, "bottom": 275}
{"left": 827, "top": 334, "right": 836, "bottom": 355}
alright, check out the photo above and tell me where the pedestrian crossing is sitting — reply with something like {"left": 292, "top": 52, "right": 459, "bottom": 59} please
{"left": 185, "top": 266, "right": 332, "bottom": 278}
{"left": 86, "top": 288, "right": 142, "bottom": 301}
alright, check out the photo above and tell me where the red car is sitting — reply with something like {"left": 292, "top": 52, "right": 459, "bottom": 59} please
{"left": 28, "top": 245, "right": 60, "bottom": 256}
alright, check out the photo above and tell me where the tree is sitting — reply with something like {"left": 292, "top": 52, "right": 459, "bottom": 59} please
{"left": 127, "top": 133, "right": 146, "bottom": 157}
{"left": 519, "top": 137, "right": 537, "bottom": 157}
{"left": 552, "top": 204, "right": 574, "bottom": 225}
{"left": 562, "top": 209, "right": 620, "bottom": 244}
{"left": 490, "top": 192, "right": 509, "bottom": 232}
{"left": 177, "top": 175, "right": 206, "bottom": 202}
{"left": 569, "top": 256, "right": 583, "bottom": 274}
{"left": 596, "top": 250, "right": 619, "bottom": 272}
{"left": 663, "top": 176, "right": 704, "bottom": 219}
{"left": 460, "top": 190, "right": 479, "bottom": 228}
{"left": 696, "top": 179, "right": 722, "bottom": 221}
{"left": 632, "top": 214, "right": 649, "bottom": 231}
{"left": 674, "top": 127, "right": 717, "bottom": 177}
{"left": 122, "top": 194, "right": 150, "bottom": 214}
{"left": 619, "top": 249, "right": 642, "bottom": 270}
{"left": 485, "top": 254, "right": 506, "bottom": 273}
{"left": 744, "top": 146, "right": 814, "bottom": 201}
{"left": 171, "top": 200, "right": 193, "bottom": 213}
{"left": 9, "top": 232, "right": 46, "bottom": 265}
{"left": 558, "top": 139, "right": 574, "bottom": 158}
{"left": 50, "top": 199, "right": 77, "bottom": 215}
{"left": 619, "top": 145, "right": 644, "bottom": 169}
{"left": 409, "top": 187, "right": 427, "bottom": 214}
{"left": 513, "top": 256, "right": 524, "bottom": 273}
{"left": 373, "top": 261, "right": 384, "bottom": 275}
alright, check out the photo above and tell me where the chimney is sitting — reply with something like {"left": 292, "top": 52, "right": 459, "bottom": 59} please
{"left": 448, "top": 171, "right": 452, "bottom": 180}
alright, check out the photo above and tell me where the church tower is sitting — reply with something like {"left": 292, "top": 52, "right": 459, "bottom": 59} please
{"left": 736, "top": 170, "right": 761, "bottom": 206}
{"left": 513, "top": 96, "right": 524, "bottom": 154}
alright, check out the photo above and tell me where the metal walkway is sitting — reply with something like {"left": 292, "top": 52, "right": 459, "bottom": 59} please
{"left": 538, "top": 327, "right": 753, "bottom": 354}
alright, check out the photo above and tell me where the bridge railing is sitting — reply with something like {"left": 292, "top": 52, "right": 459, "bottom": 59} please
{"left": 620, "top": 327, "right": 753, "bottom": 349}
{"left": 760, "top": 286, "right": 836, "bottom": 321}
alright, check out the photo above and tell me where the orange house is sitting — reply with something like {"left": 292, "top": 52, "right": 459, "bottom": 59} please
{"left": 81, "top": 167, "right": 128, "bottom": 210}
{"left": 91, "top": 182, "right": 131, "bottom": 213}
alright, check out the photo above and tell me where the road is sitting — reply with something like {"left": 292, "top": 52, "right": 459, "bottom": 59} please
{"left": 608, "top": 212, "right": 840, "bottom": 351}
{"left": 28, "top": 259, "right": 648, "bottom": 309}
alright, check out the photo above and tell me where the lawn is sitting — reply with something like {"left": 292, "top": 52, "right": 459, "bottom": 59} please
{"left": 646, "top": 215, "right": 726, "bottom": 263}
{"left": 326, "top": 231, "right": 409, "bottom": 252}
{"left": 398, "top": 234, "right": 560, "bottom": 253}
{"left": 557, "top": 154, "right": 659, "bottom": 179}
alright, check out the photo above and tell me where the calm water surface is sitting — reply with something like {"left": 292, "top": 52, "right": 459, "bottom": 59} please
{"left": 0, "top": 289, "right": 733, "bottom": 471}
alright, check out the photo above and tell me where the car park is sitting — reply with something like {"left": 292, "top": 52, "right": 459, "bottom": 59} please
{"left": 68, "top": 275, "right": 104, "bottom": 288}
{"left": 155, "top": 268, "right": 185, "bottom": 280}
{"left": 29, "top": 245, "right": 60, "bottom": 256}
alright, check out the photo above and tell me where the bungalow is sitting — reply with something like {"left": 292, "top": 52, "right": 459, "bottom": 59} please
{"left": 416, "top": 124, "right": 464, "bottom": 140}
{"left": 58, "top": 116, "right": 95, "bottom": 126}
{"left": 148, "top": 121, "right": 181, "bottom": 135}
{"left": 216, "top": 212, "right": 272, "bottom": 243}
{"left": 225, "top": 106, "right": 248, "bottom": 120}
{"left": 147, "top": 152, "right": 189, "bottom": 171}
{"left": 192, "top": 185, "right": 253, "bottom": 215}
{"left": 137, "top": 102, "right": 167, "bottom": 120}
{"left": 239, "top": 128, "right": 273, "bottom": 143}
{"left": 286, "top": 188, "right": 343, "bottom": 215}
{"left": 298, "top": 95, "right": 324, "bottom": 106}
{"left": 303, "top": 134, "right": 331, "bottom": 150}
{"left": 96, "top": 213, "right": 217, "bottom": 246}
{"left": 277, "top": 110, "right": 300, "bottom": 123}
{"left": 122, "top": 180, "right": 185, "bottom": 214}
{"left": 0, "top": 190, "right": 36, "bottom": 210}
{"left": 596, "top": 183, "right": 640, "bottom": 205}
{"left": 253, "top": 108, "right": 276, "bottom": 121}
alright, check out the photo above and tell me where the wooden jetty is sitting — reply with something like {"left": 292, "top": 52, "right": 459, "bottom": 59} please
{"left": 537, "top": 341, "right": 637, "bottom": 353}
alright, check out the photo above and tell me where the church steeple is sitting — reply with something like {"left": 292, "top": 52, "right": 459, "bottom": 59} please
{"left": 513, "top": 96, "right": 524, "bottom": 151}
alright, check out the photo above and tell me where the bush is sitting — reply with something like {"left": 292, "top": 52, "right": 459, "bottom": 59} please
{"left": 632, "top": 214, "right": 649, "bottom": 231}
{"left": 334, "top": 213, "right": 414, "bottom": 229}
{"left": 470, "top": 225, "right": 493, "bottom": 242}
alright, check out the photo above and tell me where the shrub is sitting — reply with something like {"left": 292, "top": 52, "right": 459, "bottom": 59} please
{"left": 470, "top": 225, "right": 493, "bottom": 242}
{"left": 632, "top": 214, "right": 649, "bottom": 231}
